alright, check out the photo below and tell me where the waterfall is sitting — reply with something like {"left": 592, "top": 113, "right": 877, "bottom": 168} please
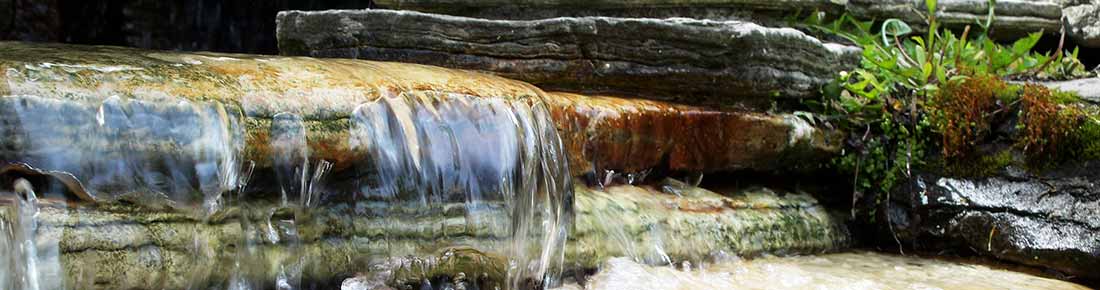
{"left": 0, "top": 89, "right": 572, "bottom": 289}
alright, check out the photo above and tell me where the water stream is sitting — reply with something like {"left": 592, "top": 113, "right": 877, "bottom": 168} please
{"left": 0, "top": 91, "right": 572, "bottom": 289}
{"left": 561, "top": 252, "right": 1090, "bottom": 290}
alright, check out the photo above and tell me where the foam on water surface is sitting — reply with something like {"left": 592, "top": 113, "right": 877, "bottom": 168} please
{"left": 563, "top": 252, "right": 1090, "bottom": 290}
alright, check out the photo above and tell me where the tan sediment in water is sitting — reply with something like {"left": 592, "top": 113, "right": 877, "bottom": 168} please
{"left": 562, "top": 252, "right": 1091, "bottom": 290}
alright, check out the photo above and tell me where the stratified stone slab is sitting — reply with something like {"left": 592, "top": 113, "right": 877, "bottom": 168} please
{"left": 547, "top": 92, "right": 839, "bottom": 175}
{"left": 373, "top": 0, "right": 841, "bottom": 20}
{"left": 850, "top": 0, "right": 1063, "bottom": 37}
{"left": 276, "top": 9, "right": 861, "bottom": 103}
{"left": 0, "top": 41, "right": 837, "bottom": 199}
{"left": 0, "top": 180, "right": 849, "bottom": 289}
{"left": 570, "top": 179, "right": 849, "bottom": 269}
{"left": 369, "top": 0, "right": 1064, "bottom": 37}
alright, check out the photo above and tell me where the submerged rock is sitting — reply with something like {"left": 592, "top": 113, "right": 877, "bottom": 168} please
{"left": 889, "top": 162, "right": 1100, "bottom": 280}
{"left": 275, "top": 9, "right": 861, "bottom": 103}
{"left": 570, "top": 179, "right": 849, "bottom": 269}
{"left": 0, "top": 181, "right": 849, "bottom": 289}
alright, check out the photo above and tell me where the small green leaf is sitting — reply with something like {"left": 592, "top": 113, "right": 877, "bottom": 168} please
{"left": 881, "top": 19, "right": 912, "bottom": 45}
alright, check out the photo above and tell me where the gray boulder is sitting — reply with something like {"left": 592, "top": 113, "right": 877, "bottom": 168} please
{"left": 1064, "top": 1, "right": 1100, "bottom": 48}
{"left": 889, "top": 163, "right": 1100, "bottom": 279}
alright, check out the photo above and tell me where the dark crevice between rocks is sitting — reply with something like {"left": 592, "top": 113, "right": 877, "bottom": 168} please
{"left": 1, "top": 0, "right": 378, "bottom": 54}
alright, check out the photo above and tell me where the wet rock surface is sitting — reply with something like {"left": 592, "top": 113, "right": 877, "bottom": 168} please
{"left": 0, "top": 180, "right": 849, "bottom": 289}
{"left": 546, "top": 92, "right": 840, "bottom": 175}
{"left": 571, "top": 179, "right": 850, "bottom": 269}
{"left": 1064, "top": 1, "right": 1100, "bottom": 48}
{"left": 276, "top": 9, "right": 861, "bottom": 103}
{"left": 889, "top": 162, "right": 1100, "bottom": 280}
{"left": 0, "top": 42, "right": 838, "bottom": 185}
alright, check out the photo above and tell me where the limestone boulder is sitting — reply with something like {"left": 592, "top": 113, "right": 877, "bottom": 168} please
{"left": 368, "top": 0, "right": 1064, "bottom": 37}
{"left": 276, "top": 9, "right": 862, "bottom": 103}
{"left": 0, "top": 180, "right": 849, "bottom": 289}
{"left": 547, "top": 92, "right": 840, "bottom": 175}
{"left": 0, "top": 42, "right": 839, "bottom": 200}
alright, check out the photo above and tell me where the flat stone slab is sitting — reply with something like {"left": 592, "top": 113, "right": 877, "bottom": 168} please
{"left": 370, "top": 0, "right": 1064, "bottom": 37}
{"left": 547, "top": 92, "right": 839, "bottom": 175}
{"left": 0, "top": 181, "right": 849, "bottom": 289}
{"left": 0, "top": 42, "right": 839, "bottom": 200}
{"left": 276, "top": 9, "right": 861, "bottom": 103}
{"left": 1037, "top": 77, "right": 1100, "bottom": 101}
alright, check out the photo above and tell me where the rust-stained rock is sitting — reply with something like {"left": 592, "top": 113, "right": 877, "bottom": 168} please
{"left": 0, "top": 42, "right": 838, "bottom": 200}
{"left": 0, "top": 41, "right": 544, "bottom": 175}
{"left": 276, "top": 9, "right": 861, "bottom": 103}
{"left": 546, "top": 92, "right": 840, "bottom": 175}
{"left": 1, "top": 42, "right": 837, "bottom": 177}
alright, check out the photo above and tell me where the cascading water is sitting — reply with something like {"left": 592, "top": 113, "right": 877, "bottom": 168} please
{"left": 342, "top": 91, "right": 571, "bottom": 289}
{"left": 0, "top": 87, "right": 572, "bottom": 289}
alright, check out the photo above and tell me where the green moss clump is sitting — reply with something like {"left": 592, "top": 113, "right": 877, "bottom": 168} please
{"left": 928, "top": 76, "right": 1005, "bottom": 158}
{"left": 1061, "top": 113, "right": 1100, "bottom": 161}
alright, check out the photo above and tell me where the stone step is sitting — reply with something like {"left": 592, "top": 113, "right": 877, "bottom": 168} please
{"left": 0, "top": 42, "right": 838, "bottom": 200}
{"left": 369, "top": 0, "right": 1065, "bottom": 38}
{"left": 547, "top": 92, "right": 839, "bottom": 176}
{"left": 0, "top": 180, "right": 848, "bottom": 289}
{"left": 275, "top": 9, "right": 862, "bottom": 103}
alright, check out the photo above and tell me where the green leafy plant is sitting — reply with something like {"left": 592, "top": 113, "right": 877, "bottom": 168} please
{"left": 795, "top": 0, "right": 1093, "bottom": 222}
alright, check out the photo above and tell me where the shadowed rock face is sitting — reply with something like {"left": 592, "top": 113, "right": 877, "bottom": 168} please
{"left": 0, "top": 42, "right": 838, "bottom": 191}
{"left": 276, "top": 9, "right": 861, "bottom": 103}
{"left": 889, "top": 163, "right": 1100, "bottom": 280}
{"left": 0, "top": 181, "right": 849, "bottom": 289}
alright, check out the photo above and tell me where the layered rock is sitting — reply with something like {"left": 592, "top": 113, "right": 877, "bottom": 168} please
{"left": 570, "top": 179, "right": 849, "bottom": 269}
{"left": 368, "top": 0, "right": 1064, "bottom": 37}
{"left": 276, "top": 9, "right": 861, "bottom": 102}
{"left": 888, "top": 163, "right": 1100, "bottom": 279}
{"left": 0, "top": 42, "right": 839, "bottom": 197}
{"left": 849, "top": 0, "right": 1063, "bottom": 36}
{"left": 0, "top": 181, "right": 849, "bottom": 289}
{"left": 1064, "top": 1, "right": 1100, "bottom": 48}
{"left": 547, "top": 92, "right": 839, "bottom": 175}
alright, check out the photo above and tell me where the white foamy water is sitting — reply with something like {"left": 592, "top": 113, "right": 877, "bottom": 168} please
{"left": 563, "top": 252, "right": 1089, "bottom": 290}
